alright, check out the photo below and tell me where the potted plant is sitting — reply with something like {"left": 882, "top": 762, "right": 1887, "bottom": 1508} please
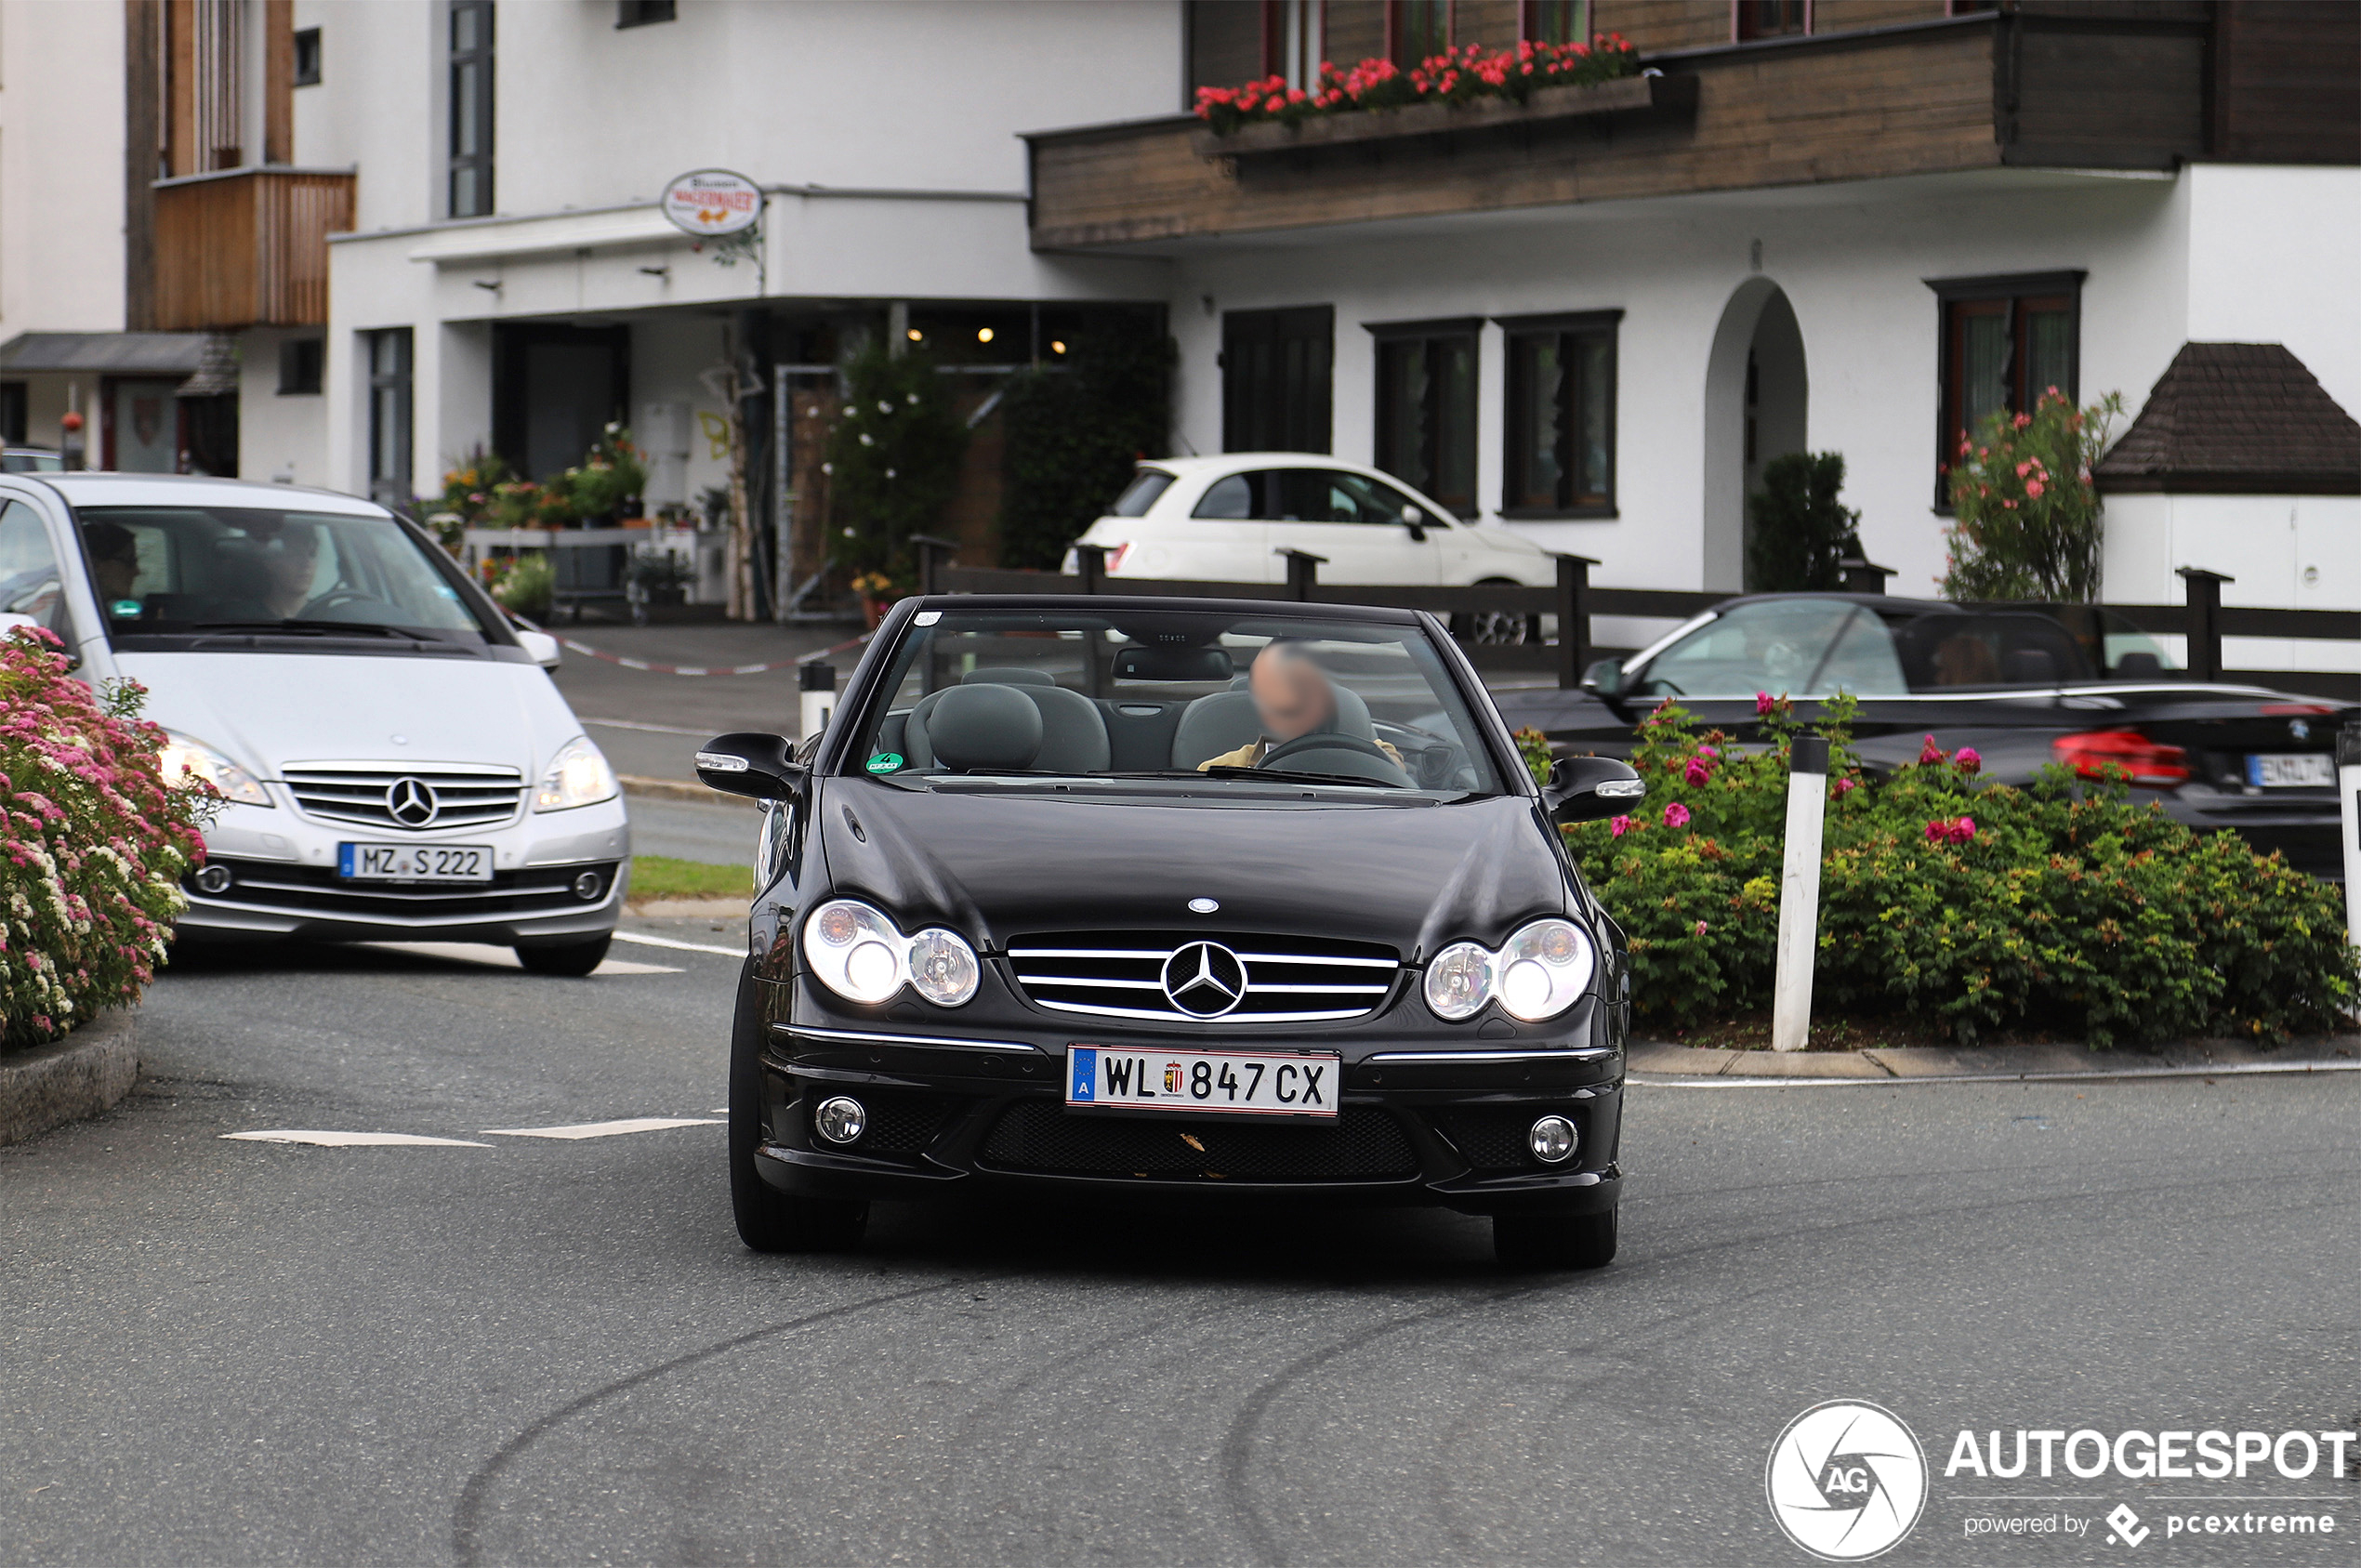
{"left": 850, "top": 570, "right": 897, "bottom": 629}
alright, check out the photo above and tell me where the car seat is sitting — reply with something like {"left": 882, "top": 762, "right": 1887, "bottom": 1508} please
{"left": 1169, "top": 681, "right": 1383, "bottom": 769}
{"left": 906, "top": 674, "right": 1111, "bottom": 772}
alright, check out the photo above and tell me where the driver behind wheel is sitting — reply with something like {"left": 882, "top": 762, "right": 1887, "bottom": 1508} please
{"left": 1197, "top": 640, "right": 1405, "bottom": 771}
{"left": 257, "top": 522, "right": 321, "bottom": 618}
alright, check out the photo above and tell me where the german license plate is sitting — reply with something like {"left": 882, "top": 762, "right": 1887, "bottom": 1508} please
{"left": 336, "top": 842, "right": 494, "bottom": 882}
{"left": 1066, "top": 1046, "right": 1339, "bottom": 1119}
{"left": 2247, "top": 754, "right": 2334, "bottom": 788}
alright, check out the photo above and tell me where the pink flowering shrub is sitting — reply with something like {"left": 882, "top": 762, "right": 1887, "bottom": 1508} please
{"left": 1, "top": 629, "right": 212, "bottom": 1048}
{"left": 1939, "top": 389, "right": 2123, "bottom": 602}
{"left": 1194, "top": 34, "right": 1641, "bottom": 133}
{"left": 1523, "top": 696, "right": 2354, "bottom": 1046}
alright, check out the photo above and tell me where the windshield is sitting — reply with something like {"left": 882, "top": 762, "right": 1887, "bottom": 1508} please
{"left": 1631, "top": 599, "right": 1907, "bottom": 698}
{"left": 854, "top": 609, "right": 1505, "bottom": 794}
{"left": 75, "top": 506, "right": 497, "bottom": 647}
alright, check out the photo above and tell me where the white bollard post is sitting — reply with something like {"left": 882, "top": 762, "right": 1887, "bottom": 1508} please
{"left": 2339, "top": 723, "right": 2361, "bottom": 962}
{"left": 798, "top": 661, "right": 835, "bottom": 746}
{"left": 1771, "top": 734, "right": 1829, "bottom": 1053}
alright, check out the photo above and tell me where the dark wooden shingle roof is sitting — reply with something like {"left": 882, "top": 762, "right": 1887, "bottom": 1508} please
{"left": 2096, "top": 342, "right": 2361, "bottom": 495}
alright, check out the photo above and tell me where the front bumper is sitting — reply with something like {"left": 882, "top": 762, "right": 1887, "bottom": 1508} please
{"left": 749, "top": 1003, "right": 1623, "bottom": 1218}
{"left": 178, "top": 797, "right": 629, "bottom": 943}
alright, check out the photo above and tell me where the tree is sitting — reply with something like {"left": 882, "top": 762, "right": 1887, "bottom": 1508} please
{"left": 1745, "top": 452, "right": 1862, "bottom": 593}
{"left": 1940, "top": 389, "right": 2123, "bottom": 603}
{"left": 997, "top": 328, "right": 1176, "bottom": 570}
{"left": 824, "top": 344, "right": 969, "bottom": 586}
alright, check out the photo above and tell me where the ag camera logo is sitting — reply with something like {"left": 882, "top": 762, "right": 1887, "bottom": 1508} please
{"left": 1767, "top": 1400, "right": 1929, "bottom": 1561}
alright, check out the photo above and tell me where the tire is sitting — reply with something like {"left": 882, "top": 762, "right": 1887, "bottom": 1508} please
{"left": 1494, "top": 1207, "right": 1617, "bottom": 1272}
{"left": 514, "top": 934, "right": 613, "bottom": 976}
{"left": 1450, "top": 579, "right": 1540, "bottom": 646}
{"left": 729, "top": 968, "right": 868, "bottom": 1254}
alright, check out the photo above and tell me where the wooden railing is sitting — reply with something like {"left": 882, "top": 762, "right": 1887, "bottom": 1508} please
{"left": 152, "top": 166, "right": 355, "bottom": 330}
{"left": 912, "top": 541, "right": 2359, "bottom": 701}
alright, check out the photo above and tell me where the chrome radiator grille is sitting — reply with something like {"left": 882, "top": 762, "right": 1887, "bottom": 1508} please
{"left": 282, "top": 761, "right": 526, "bottom": 831}
{"left": 1006, "top": 930, "right": 1400, "bottom": 1025}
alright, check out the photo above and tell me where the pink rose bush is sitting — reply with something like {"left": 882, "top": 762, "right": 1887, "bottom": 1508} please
{"left": 1, "top": 629, "right": 213, "bottom": 1048}
{"left": 1194, "top": 34, "right": 1640, "bottom": 133}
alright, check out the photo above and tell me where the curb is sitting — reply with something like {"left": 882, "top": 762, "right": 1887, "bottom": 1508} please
{"left": 0, "top": 1009, "right": 138, "bottom": 1147}
{"left": 621, "top": 775, "right": 758, "bottom": 809}
{"left": 1629, "top": 1036, "right": 2361, "bottom": 1086}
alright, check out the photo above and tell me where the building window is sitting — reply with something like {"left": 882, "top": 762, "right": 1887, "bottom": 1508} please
{"left": 1222, "top": 307, "right": 1334, "bottom": 455}
{"left": 447, "top": 1, "right": 495, "bottom": 218}
{"left": 1522, "top": 0, "right": 1588, "bottom": 44}
{"left": 293, "top": 26, "right": 322, "bottom": 86}
{"left": 0, "top": 383, "right": 25, "bottom": 446}
{"left": 1499, "top": 310, "right": 1618, "bottom": 516}
{"left": 1261, "top": 0, "right": 1323, "bottom": 91}
{"left": 1931, "top": 271, "right": 2082, "bottom": 504}
{"left": 366, "top": 329, "right": 414, "bottom": 507}
{"left": 1735, "top": 0, "right": 1809, "bottom": 41}
{"left": 1391, "top": 0, "right": 1451, "bottom": 67}
{"left": 616, "top": 0, "right": 675, "bottom": 26}
{"left": 1369, "top": 319, "right": 1480, "bottom": 518}
{"left": 278, "top": 338, "right": 323, "bottom": 395}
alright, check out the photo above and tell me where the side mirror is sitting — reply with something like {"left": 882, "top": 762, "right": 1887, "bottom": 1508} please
{"left": 1580, "top": 657, "right": 1625, "bottom": 697}
{"left": 696, "top": 731, "right": 807, "bottom": 802}
{"left": 1541, "top": 756, "right": 1646, "bottom": 823}
{"left": 1400, "top": 505, "right": 1427, "bottom": 542}
{"left": 514, "top": 628, "right": 561, "bottom": 669}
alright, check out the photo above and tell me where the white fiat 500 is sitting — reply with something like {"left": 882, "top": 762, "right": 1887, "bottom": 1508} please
{"left": 1062, "top": 454, "right": 1558, "bottom": 589}
{"left": 0, "top": 472, "right": 628, "bottom": 974}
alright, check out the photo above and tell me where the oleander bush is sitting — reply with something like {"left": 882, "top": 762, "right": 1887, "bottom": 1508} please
{"left": 1521, "top": 696, "right": 2356, "bottom": 1046}
{"left": 1, "top": 629, "right": 213, "bottom": 1049}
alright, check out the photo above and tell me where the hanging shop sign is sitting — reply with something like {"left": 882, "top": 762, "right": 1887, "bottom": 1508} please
{"left": 661, "top": 169, "right": 763, "bottom": 238}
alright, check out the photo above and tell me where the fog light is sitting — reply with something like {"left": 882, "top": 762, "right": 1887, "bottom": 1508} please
{"left": 814, "top": 1096, "right": 866, "bottom": 1145}
{"left": 1529, "top": 1114, "right": 1577, "bottom": 1165}
{"left": 570, "top": 871, "right": 603, "bottom": 901}
{"left": 192, "top": 864, "right": 232, "bottom": 894}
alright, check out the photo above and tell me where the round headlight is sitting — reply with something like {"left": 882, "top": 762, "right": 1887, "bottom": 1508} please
{"left": 1424, "top": 942, "right": 1494, "bottom": 1021}
{"left": 1496, "top": 918, "right": 1596, "bottom": 1021}
{"left": 909, "top": 928, "right": 980, "bottom": 1007}
{"left": 803, "top": 899, "right": 907, "bottom": 1005}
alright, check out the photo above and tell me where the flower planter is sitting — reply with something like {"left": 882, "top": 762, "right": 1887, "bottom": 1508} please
{"left": 1193, "top": 72, "right": 1695, "bottom": 162}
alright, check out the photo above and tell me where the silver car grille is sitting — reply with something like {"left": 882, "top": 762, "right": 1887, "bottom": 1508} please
{"left": 282, "top": 761, "right": 527, "bottom": 832}
{"left": 1006, "top": 930, "right": 1401, "bottom": 1025}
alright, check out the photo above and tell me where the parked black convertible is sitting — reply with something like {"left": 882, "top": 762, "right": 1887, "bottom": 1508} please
{"left": 1496, "top": 592, "right": 2354, "bottom": 877}
{"left": 697, "top": 596, "right": 1642, "bottom": 1269}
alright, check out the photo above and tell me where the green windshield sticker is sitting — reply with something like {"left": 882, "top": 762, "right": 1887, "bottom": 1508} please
{"left": 865, "top": 752, "right": 904, "bottom": 774}
{"left": 110, "top": 600, "right": 142, "bottom": 618}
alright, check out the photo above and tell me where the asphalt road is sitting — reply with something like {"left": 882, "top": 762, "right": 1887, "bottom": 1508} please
{"left": 4, "top": 936, "right": 2357, "bottom": 1566}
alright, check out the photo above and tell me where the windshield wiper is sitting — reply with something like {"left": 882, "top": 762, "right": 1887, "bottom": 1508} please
{"left": 189, "top": 619, "right": 449, "bottom": 643}
{"left": 1194, "top": 765, "right": 1406, "bottom": 789}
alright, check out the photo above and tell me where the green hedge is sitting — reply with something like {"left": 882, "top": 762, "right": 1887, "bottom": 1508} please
{"left": 1523, "top": 698, "right": 2355, "bottom": 1046}
{"left": 997, "top": 330, "right": 1175, "bottom": 571}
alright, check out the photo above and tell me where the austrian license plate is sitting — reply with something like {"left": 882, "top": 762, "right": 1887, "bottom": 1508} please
{"left": 2246, "top": 754, "right": 2335, "bottom": 788}
{"left": 1066, "top": 1046, "right": 1340, "bottom": 1119}
{"left": 336, "top": 842, "right": 495, "bottom": 882}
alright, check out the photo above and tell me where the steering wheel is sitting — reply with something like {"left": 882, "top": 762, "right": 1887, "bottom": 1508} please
{"left": 298, "top": 589, "right": 376, "bottom": 616}
{"left": 1258, "top": 731, "right": 1413, "bottom": 784}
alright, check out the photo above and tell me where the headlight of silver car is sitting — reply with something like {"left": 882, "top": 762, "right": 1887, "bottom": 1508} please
{"left": 803, "top": 898, "right": 979, "bottom": 1008}
{"left": 1423, "top": 918, "right": 1595, "bottom": 1022}
{"left": 158, "top": 732, "right": 270, "bottom": 806}
{"left": 534, "top": 734, "right": 619, "bottom": 811}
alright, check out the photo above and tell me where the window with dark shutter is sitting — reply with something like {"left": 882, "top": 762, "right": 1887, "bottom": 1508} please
{"left": 1368, "top": 318, "right": 1480, "bottom": 517}
{"left": 1222, "top": 307, "right": 1334, "bottom": 455}
{"left": 447, "top": 1, "right": 495, "bottom": 218}
{"left": 1499, "top": 310, "right": 1618, "bottom": 516}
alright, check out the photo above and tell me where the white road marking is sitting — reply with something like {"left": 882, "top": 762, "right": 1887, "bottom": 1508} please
{"left": 709, "top": 1107, "right": 729, "bottom": 1114}
{"left": 613, "top": 930, "right": 743, "bottom": 957}
{"left": 479, "top": 1116, "right": 722, "bottom": 1140}
{"left": 223, "top": 1130, "right": 493, "bottom": 1148}
{"left": 582, "top": 717, "right": 713, "bottom": 736}
{"left": 365, "top": 941, "right": 680, "bottom": 975}
{"left": 1630, "top": 1059, "right": 2361, "bottom": 1089}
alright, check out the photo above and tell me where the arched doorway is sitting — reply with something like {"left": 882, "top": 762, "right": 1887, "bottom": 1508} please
{"left": 1701, "top": 280, "right": 1809, "bottom": 591}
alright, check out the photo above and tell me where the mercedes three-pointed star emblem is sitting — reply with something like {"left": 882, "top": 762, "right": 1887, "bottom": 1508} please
{"left": 385, "top": 776, "right": 441, "bottom": 828}
{"left": 1162, "top": 940, "right": 1246, "bottom": 1019}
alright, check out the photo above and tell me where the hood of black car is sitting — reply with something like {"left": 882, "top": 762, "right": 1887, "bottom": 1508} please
{"left": 816, "top": 779, "right": 1570, "bottom": 960}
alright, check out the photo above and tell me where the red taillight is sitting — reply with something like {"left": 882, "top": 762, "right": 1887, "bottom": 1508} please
{"left": 2052, "top": 729, "right": 2189, "bottom": 786}
{"left": 1105, "top": 541, "right": 1135, "bottom": 574}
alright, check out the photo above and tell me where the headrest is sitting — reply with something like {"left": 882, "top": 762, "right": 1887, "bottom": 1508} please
{"left": 1328, "top": 682, "right": 1376, "bottom": 739}
{"left": 961, "top": 666, "right": 1055, "bottom": 686}
{"left": 924, "top": 682, "right": 1042, "bottom": 771}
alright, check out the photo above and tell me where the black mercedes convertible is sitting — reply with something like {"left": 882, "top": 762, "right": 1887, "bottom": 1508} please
{"left": 696, "top": 595, "right": 1642, "bottom": 1269}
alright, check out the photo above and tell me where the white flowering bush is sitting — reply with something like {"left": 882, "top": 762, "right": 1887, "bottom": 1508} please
{"left": 1, "top": 628, "right": 212, "bottom": 1048}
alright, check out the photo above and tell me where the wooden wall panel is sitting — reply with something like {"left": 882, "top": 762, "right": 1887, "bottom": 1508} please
{"left": 1326, "top": 0, "right": 1390, "bottom": 65}
{"left": 2004, "top": 18, "right": 2206, "bottom": 166}
{"left": 1187, "top": 0, "right": 1262, "bottom": 91}
{"left": 1451, "top": 0, "right": 1525, "bottom": 50}
{"left": 2213, "top": 0, "right": 2361, "bottom": 163}
{"left": 152, "top": 169, "right": 354, "bottom": 329}
{"left": 1033, "top": 25, "right": 2002, "bottom": 249}
{"left": 1589, "top": 1, "right": 1729, "bottom": 54}
{"left": 1811, "top": 0, "right": 1948, "bottom": 34}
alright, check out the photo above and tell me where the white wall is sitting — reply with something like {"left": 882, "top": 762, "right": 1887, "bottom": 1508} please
{"left": 238, "top": 328, "right": 327, "bottom": 484}
{"left": 0, "top": 0, "right": 127, "bottom": 337}
{"left": 2180, "top": 164, "right": 2361, "bottom": 426}
{"left": 2103, "top": 492, "right": 2361, "bottom": 672}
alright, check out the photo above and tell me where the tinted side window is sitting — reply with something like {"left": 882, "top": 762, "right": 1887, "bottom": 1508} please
{"left": 1110, "top": 469, "right": 1175, "bottom": 518}
{"left": 0, "top": 499, "right": 73, "bottom": 653}
{"left": 1192, "top": 474, "right": 1256, "bottom": 520}
{"left": 1637, "top": 599, "right": 1904, "bottom": 698}
{"left": 1275, "top": 469, "right": 1429, "bottom": 525}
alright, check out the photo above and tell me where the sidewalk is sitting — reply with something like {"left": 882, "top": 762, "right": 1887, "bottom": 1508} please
{"left": 1630, "top": 1036, "right": 2361, "bottom": 1084}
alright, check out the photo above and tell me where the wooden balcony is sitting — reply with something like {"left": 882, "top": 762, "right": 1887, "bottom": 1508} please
{"left": 151, "top": 166, "right": 355, "bottom": 331}
{"left": 1026, "top": 5, "right": 2285, "bottom": 251}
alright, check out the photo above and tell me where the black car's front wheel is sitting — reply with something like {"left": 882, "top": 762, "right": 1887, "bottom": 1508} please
{"left": 730, "top": 968, "right": 868, "bottom": 1254}
{"left": 1494, "top": 1207, "right": 1616, "bottom": 1272}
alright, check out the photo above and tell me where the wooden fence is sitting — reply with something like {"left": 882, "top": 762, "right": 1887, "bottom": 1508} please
{"left": 911, "top": 539, "right": 2359, "bottom": 701}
